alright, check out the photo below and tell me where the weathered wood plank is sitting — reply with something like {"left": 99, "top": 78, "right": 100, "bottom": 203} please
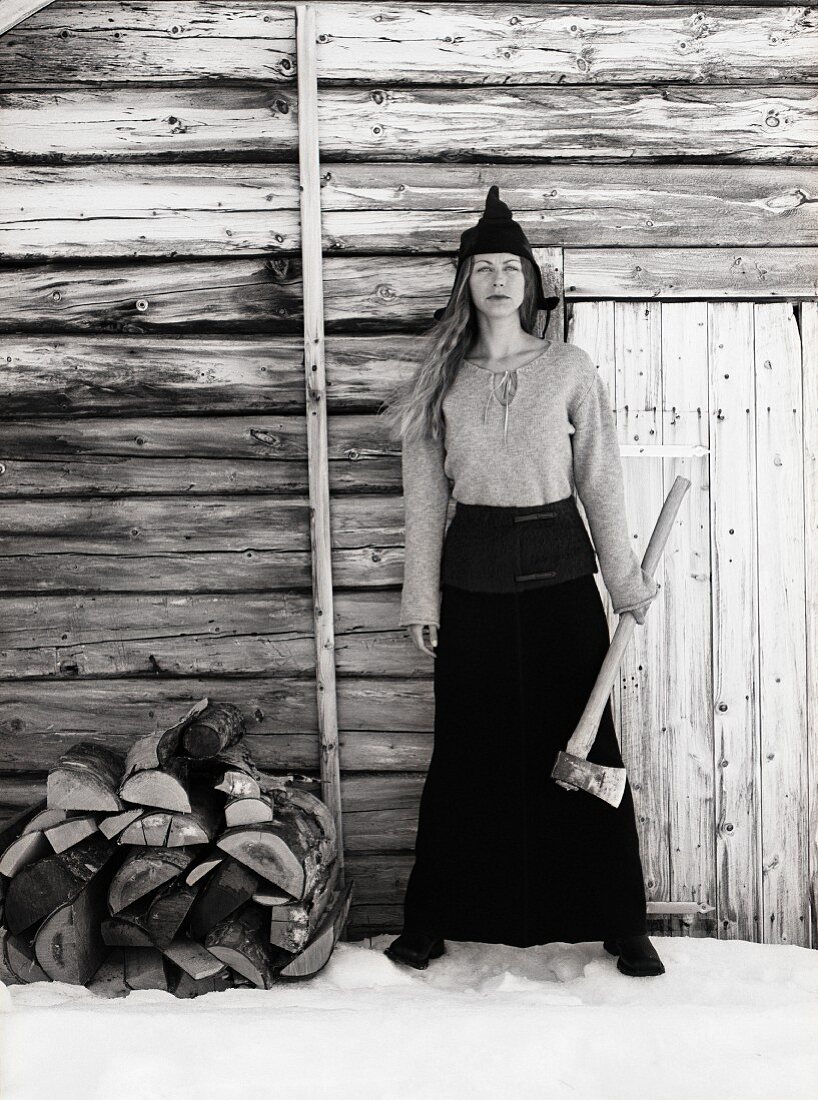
{"left": 0, "top": 590, "right": 437, "bottom": 679}
{"left": 0, "top": 0, "right": 56, "bottom": 36}
{"left": 1, "top": 252, "right": 815, "bottom": 334}
{"left": 709, "top": 301, "right": 761, "bottom": 942}
{"left": 4, "top": 164, "right": 817, "bottom": 259}
{"left": 2, "top": 3, "right": 812, "bottom": 85}
{"left": 753, "top": 303, "right": 809, "bottom": 944}
{"left": 660, "top": 302, "right": 717, "bottom": 939}
{"left": 1, "top": 85, "right": 816, "bottom": 164}
{"left": 803, "top": 301, "right": 818, "bottom": 950}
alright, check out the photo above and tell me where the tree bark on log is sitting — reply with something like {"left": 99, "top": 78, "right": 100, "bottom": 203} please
{"left": 145, "top": 881, "right": 199, "bottom": 949}
{"left": 205, "top": 906, "right": 291, "bottom": 989}
{"left": 182, "top": 702, "right": 245, "bottom": 759}
{"left": 280, "top": 878, "right": 353, "bottom": 981}
{"left": 5, "top": 932, "right": 49, "bottom": 984}
{"left": 47, "top": 743, "right": 125, "bottom": 812}
{"left": 269, "top": 858, "right": 340, "bottom": 953}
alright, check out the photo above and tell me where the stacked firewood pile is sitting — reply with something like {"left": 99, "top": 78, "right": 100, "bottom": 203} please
{"left": 0, "top": 699, "right": 352, "bottom": 997}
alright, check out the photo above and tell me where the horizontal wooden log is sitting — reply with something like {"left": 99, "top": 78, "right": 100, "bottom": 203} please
{"left": 187, "top": 858, "right": 259, "bottom": 941}
{"left": 145, "top": 881, "right": 199, "bottom": 950}
{"left": 3, "top": 4, "right": 810, "bottom": 85}
{"left": 2, "top": 2, "right": 295, "bottom": 84}
{"left": 47, "top": 742, "right": 125, "bottom": 812}
{"left": 205, "top": 906, "right": 290, "bottom": 989}
{"left": 162, "top": 936, "right": 225, "bottom": 980}
{"left": 3, "top": 164, "right": 816, "bottom": 260}
{"left": 1, "top": 85, "right": 815, "bottom": 164}
{"left": 0, "top": 252, "right": 814, "bottom": 336}
{"left": 182, "top": 702, "right": 245, "bottom": 759}
{"left": 124, "top": 946, "right": 167, "bottom": 992}
{"left": 0, "top": 831, "right": 49, "bottom": 877}
{"left": 0, "top": 590, "right": 447, "bottom": 681}
{"left": 44, "top": 815, "right": 98, "bottom": 853}
{"left": 98, "top": 808, "right": 143, "bottom": 840}
{"left": 108, "top": 847, "right": 196, "bottom": 914}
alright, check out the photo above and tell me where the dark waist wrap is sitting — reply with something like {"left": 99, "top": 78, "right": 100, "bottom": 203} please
{"left": 440, "top": 495, "right": 598, "bottom": 593}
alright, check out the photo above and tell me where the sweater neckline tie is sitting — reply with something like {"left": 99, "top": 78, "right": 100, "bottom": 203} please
{"left": 481, "top": 369, "right": 518, "bottom": 445}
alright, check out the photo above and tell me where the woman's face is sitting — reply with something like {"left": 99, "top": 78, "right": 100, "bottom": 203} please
{"left": 468, "top": 252, "right": 526, "bottom": 316}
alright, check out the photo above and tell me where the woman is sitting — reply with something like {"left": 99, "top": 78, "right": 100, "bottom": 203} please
{"left": 380, "top": 186, "right": 665, "bottom": 978}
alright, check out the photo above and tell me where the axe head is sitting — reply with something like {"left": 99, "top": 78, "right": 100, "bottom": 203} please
{"left": 550, "top": 751, "right": 627, "bottom": 808}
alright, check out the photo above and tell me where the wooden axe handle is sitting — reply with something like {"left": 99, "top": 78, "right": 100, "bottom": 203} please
{"left": 563, "top": 474, "right": 691, "bottom": 762}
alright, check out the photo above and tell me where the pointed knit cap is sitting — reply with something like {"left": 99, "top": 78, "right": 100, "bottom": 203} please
{"left": 433, "top": 184, "right": 561, "bottom": 321}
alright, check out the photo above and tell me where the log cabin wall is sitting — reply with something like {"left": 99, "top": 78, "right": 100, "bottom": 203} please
{"left": 0, "top": 1, "right": 816, "bottom": 945}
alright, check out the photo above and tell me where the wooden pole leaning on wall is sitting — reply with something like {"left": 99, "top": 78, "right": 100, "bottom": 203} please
{"left": 295, "top": 4, "right": 345, "bottom": 880}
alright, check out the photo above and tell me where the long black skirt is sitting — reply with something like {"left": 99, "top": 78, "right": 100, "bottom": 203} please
{"left": 401, "top": 574, "right": 649, "bottom": 947}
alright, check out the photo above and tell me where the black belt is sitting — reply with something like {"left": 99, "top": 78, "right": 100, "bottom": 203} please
{"left": 440, "top": 495, "right": 598, "bottom": 593}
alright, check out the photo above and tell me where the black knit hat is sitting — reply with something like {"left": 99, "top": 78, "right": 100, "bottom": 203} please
{"left": 433, "top": 184, "right": 560, "bottom": 321}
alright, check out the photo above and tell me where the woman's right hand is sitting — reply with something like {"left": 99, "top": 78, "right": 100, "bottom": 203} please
{"left": 408, "top": 623, "right": 438, "bottom": 658}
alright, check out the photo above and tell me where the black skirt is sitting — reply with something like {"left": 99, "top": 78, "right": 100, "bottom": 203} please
{"left": 401, "top": 501, "right": 649, "bottom": 947}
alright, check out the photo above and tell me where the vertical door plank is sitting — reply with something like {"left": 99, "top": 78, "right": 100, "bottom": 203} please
{"left": 754, "top": 302, "right": 808, "bottom": 945}
{"left": 709, "top": 302, "right": 760, "bottom": 942}
{"left": 661, "top": 302, "right": 716, "bottom": 937}
{"left": 802, "top": 301, "right": 818, "bottom": 950}
{"left": 615, "top": 301, "right": 669, "bottom": 905}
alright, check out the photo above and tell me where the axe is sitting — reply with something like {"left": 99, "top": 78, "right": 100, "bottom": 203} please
{"left": 550, "top": 475, "right": 691, "bottom": 807}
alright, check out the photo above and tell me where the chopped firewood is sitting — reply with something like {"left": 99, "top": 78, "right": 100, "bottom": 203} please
{"left": 101, "top": 914, "right": 154, "bottom": 949}
{"left": 33, "top": 846, "right": 119, "bottom": 985}
{"left": 269, "top": 860, "right": 341, "bottom": 953}
{"left": 120, "top": 752, "right": 191, "bottom": 814}
{"left": 108, "top": 847, "right": 196, "bottom": 914}
{"left": 5, "top": 932, "right": 49, "bottom": 983}
{"left": 224, "top": 796, "right": 274, "bottom": 827}
{"left": 118, "top": 792, "right": 219, "bottom": 849}
{"left": 162, "top": 937, "right": 225, "bottom": 980}
{"left": 0, "top": 831, "right": 50, "bottom": 878}
{"left": 280, "top": 878, "right": 353, "bottom": 981}
{"left": 45, "top": 816, "right": 98, "bottom": 854}
{"left": 22, "top": 808, "right": 71, "bottom": 835}
{"left": 86, "top": 948, "right": 129, "bottom": 998}
{"left": 187, "top": 858, "right": 258, "bottom": 941}
{"left": 98, "top": 808, "right": 143, "bottom": 840}
{"left": 124, "top": 947, "right": 167, "bottom": 992}
{"left": 145, "top": 881, "right": 199, "bottom": 949}
{"left": 47, "top": 743, "right": 125, "bottom": 813}
{"left": 205, "top": 906, "right": 291, "bottom": 990}
{"left": 215, "top": 769, "right": 260, "bottom": 800}
{"left": 182, "top": 702, "right": 245, "bottom": 759}
{"left": 185, "top": 854, "right": 222, "bottom": 887}
{"left": 170, "top": 965, "right": 235, "bottom": 998}
{"left": 4, "top": 833, "right": 116, "bottom": 935}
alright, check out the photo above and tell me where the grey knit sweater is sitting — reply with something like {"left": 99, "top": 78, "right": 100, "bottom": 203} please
{"left": 398, "top": 338, "right": 660, "bottom": 627}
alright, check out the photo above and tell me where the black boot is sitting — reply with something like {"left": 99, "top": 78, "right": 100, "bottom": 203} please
{"left": 603, "top": 934, "right": 665, "bottom": 977}
{"left": 384, "top": 931, "right": 446, "bottom": 970}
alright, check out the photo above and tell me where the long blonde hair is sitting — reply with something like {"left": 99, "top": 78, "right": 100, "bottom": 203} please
{"left": 379, "top": 254, "right": 555, "bottom": 445}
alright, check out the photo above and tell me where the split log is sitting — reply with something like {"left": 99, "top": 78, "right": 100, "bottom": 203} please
{"left": 280, "top": 878, "right": 353, "bottom": 981}
{"left": 205, "top": 906, "right": 291, "bottom": 990}
{"left": 215, "top": 769, "right": 260, "bottom": 799}
{"left": 224, "top": 797, "right": 273, "bottom": 827}
{"left": 47, "top": 743, "right": 124, "bottom": 812}
{"left": 269, "top": 859, "right": 340, "bottom": 954}
{"left": 99, "top": 808, "right": 143, "bottom": 840}
{"left": 101, "top": 915, "right": 154, "bottom": 949}
{"left": 118, "top": 793, "right": 220, "bottom": 848}
{"left": 34, "top": 846, "right": 119, "bottom": 985}
{"left": 118, "top": 698, "right": 210, "bottom": 811}
{"left": 170, "top": 965, "right": 235, "bottom": 998}
{"left": 217, "top": 798, "right": 328, "bottom": 901}
{"left": 86, "top": 948, "right": 129, "bottom": 998}
{"left": 187, "top": 858, "right": 258, "bottom": 941}
{"left": 185, "top": 854, "right": 222, "bottom": 886}
{"left": 119, "top": 751, "right": 191, "bottom": 814}
{"left": 182, "top": 702, "right": 245, "bottom": 759}
{"left": 162, "top": 937, "right": 225, "bottom": 980}
{"left": 252, "top": 889, "right": 293, "bottom": 906}
{"left": 4, "top": 932, "right": 49, "bottom": 984}
{"left": 22, "top": 808, "right": 71, "bottom": 835}
{"left": 0, "top": 831, "right": 50, "bottom": 878}
{"left": 145, "top": 881, "right": 199, "bottom": 949}
{"left": 108, "top": 847, "right": 196, "bottom": 914}
{"left": 124, "top": 947, "right": 167, "bottom": 992}
{"left": 5, "top": 833, "right": 117, "bottom": 935}
{"left": 45, "top": 816, "right": 98, "bottom": 854}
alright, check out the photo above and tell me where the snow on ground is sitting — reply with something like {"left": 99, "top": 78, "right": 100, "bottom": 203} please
{"left": 1, "top": 936, "right": 816, "bottom": 1100}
